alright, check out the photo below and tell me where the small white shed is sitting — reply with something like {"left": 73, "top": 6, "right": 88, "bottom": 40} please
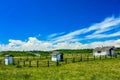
{"left": 93, "top": 46, "right": 115, "bottom": 56}
{"left": 4, "top": 55, "right": 14, "bottom": 65}
{"left": 51, "top": 51, "right": 63, "bottom": 62}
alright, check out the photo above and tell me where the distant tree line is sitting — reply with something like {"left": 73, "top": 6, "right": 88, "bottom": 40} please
{"left": 0, "top": 48, "right": 120, "bottom": 57}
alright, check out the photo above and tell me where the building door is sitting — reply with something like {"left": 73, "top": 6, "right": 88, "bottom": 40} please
{"left": 60, "top": 53, "right": 63, "bottom": 61}
{"left": 109, "top": 49, "right": 112, "bottom": 56}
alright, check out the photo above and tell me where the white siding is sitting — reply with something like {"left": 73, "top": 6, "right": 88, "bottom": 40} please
{"left": 51, "top": 55, "right": 57, "bottom": 61}
{"left": 111, "top": 50, "right": 115, "bottom": 56}
{"left": 93, "top": 50, "right": 108, "bottom": 56}
{"left": 4, "top": 56, "right": 13, "bottom": 65}
{"left": 51, "top": 54, "right": 62, "bottom": 61}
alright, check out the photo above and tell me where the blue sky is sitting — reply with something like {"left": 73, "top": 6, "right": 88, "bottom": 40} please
{"left": 0, "top": 0, "right": 120, "bottom": 51}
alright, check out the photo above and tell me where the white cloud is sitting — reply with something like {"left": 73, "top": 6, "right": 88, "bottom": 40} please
{"left": 86, "top": 31, "right": 120, "bottom": 39}
{"left": 51, "top": 28, "right": 87, "bottom": 43}
{"left": 47, "top": 32, "right": 65, "bottom": 39}
{"left": 0, "top": 16, "right": 120, "bottom": 51}
{"left": 49, "top": 16, "right": 120, "bottom": 43}
{"left": 0, "top": 37, "right": 120, "bottom": 51}
{"left": 86, "top": 16, "right": 120, "bottom": 38}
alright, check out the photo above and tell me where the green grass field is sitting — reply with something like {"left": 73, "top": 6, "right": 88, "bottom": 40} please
{"left": 0, "top": 56, "right": 120, "bottom": 80}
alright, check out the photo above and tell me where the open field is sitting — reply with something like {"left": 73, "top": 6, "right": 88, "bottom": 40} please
{"left": 0, "top": 55, "right": 120, "bottom": 80}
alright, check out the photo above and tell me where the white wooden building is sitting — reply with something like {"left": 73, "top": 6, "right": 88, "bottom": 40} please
{"left": 93, "top": 46, "right": 115, "bottom": 56}
{"left": 4, "top": 55, "right": 14, "bottom": 65}
{"left": 51, "top": 51, "right": 63, "bottom": 61}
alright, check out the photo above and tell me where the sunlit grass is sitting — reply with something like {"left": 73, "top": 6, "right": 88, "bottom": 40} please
{"left": 0, "top": 57, "right": 120, "bottom": 80}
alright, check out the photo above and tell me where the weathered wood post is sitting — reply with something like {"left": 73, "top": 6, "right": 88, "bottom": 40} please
{"left": 23, "top": 60, "right": 25, "bottom": 67}
{"left": 20, "top": 57, "right": 22, "bottom": 60}
{"left": 46, "top": 55, "right": 48, "bottom": 59}
{"left": 56, "top": 60, "right": 59, "bottom": 66}
{"left": 72, "top": 57, "right": 75, "bottom": 63}
{"left": 94, "top": 56, "right": 96, "bottom": 60}
{"left": 17, "top": 60, "right": 20, "bottom": 66}
{"left": 65, "top": 58, "right": 67, "bottom": 64}
{"left": 47, "top": 61, "right": 49, "bottom": 67}
{"left": 26, "top": 56, "right": 29, "bottom": 61}
{"left": 105, "top": 55, "right": 107, "bottom": 59}
{"left": 72, "top": 54, "right": 73, "bottom": 56}
{"left": 37, "top": 60, "right": 39, "bottom": 67}
{"left": 115, "top": 54, "right": 117, "bottom": 58}
{"left": 100, "top": 55, "right": 101, "bottom": 60}
{"left": 39, "top": 55, "right": 41, "bottom": 59}
{"left": 110, "top": 55, "right": 112, "bottom": 58}
{"left": 87, "top": 55, "right": 89, "bottom": 61}
{"left": 80, "top": 54, "right": 82, "bottom": 61}
{"left": 0, "top": 60, "right": 1, "bottom": 65}
{"left": 33, "top": 56, "right": 35, "bottom": 60}
{"left": 29, "top": 60, "right": 31, "bottom": 67}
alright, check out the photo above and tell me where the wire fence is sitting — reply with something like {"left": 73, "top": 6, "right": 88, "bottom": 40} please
{"left": 0, "top": 54, "right": 119, "bottom": 67}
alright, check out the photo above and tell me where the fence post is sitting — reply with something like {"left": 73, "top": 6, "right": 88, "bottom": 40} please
{"left": 26, "top": 56, "right": 29, "bottom": 61}
{"left": 80, "top": 54, "right": 82, "bottom": 61}
{"left": 87, "top": 55, "right": 89, "bottom": 61}
{"left": 94, "top": 56, "right": 95, "bottom": 60}
{"left": 105, "top": 55, "right": 107, "bottom": 59}
{"left": 100, "top": 55, "right": 101, "bottom": 60}
{"left": 56, "top": 60, "right": 59, "bottom": 66}
{"left": 37, "top": 60, "right": 39, "bottom": 67}
{"left": 65, "top": 58, "right": 67, "bottom": 64}
{"left": 72, "top": 54, "right": 73, "bottom": 56}
{"left": 47, "top": 61, "right": 49, "bottom": 67}
{"left": 72, "top": 57, "right": 75, "bottom": 63}
{"left": 39, "top": 56, "right": 40, "bottom": 59}
{"left": 115, "top": 54, "right": 117, "bottom": 58}
{"left": 17, "top": 60, "right": 20, "bottom": 66}
{"left": 29, "top": 60, "right": 31, "bottom": 67}
{"left": 33, "top": 56, "right": 35, "bottom": 60}
{"left": 46, "top": 56, "right": 48, "bottom": 59}
{"left": 20, "top": 57, "right": 22, "bottom": 60}
{"left": 110, "top": 55, "right": 112, "bottom": 58}
{"left": 23, "top": 60, "right": 25, "bottom": 67}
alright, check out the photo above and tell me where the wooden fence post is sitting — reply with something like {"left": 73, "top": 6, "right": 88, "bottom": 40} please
{"left": 100, "top": 55, "right": 101, "bottom": 60}
{"left": 29, "top": 60, "right": 31, "bottom": 67}
{"left": 46, "top": 56, "right": 48, "bottom": 59}
{"left": 72, "top": 54, "right": 73, "bottom": 57}
{"left": 110, "top": 55, "right": 112, "bottom": 58}
{"left": 23, "top": 61, "right": 25, "bottom": 67}
{"left": 39, "top": 56, "right": 41, "bottom": 59}
{"left": 115, "top": 54, "right": 117, "bottom": 58}
{"left": 17, "top": 60, "right": 20, "bottom": 66}
{"left": 65, "top": 58, "right": 67, "bottom": 64}
{"left": 26, "top": 56, "right": 29, "bottom": 61}
{"left": 33, "top": 56, "right": 35, "bottom": 60}
{"left": 94, "top": 56, "right": 95, "bottom": 60}
{"left": 56, "top": 60, "right": 59, "bottom": 66}
{"left": 87, "top": 55, "right": 89, "bottom": 61}
{"left": 72, "top": 57, "right": 75, "bottom": 63}
{"left": 105, "top": 55, "right": 107, "bottom": 59}
{"left": 80, "top": 54, "right": 82, "bottom": 61}
{"left": 20, "top": 57, "right": 22, "bottom": 60}
{"left": 37, "top": 60, "right": 39, "bottom": 67}
{"left": 47, "top": 61, "right": 49, "bottom": 67}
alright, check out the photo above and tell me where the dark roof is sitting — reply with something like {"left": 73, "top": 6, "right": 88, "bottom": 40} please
{"left": 94, "top": 46, "right": 115, "bottom": 51}
{"left": 5, "top": 55, "right": 13, "bottom": 57}
{"left": 52, "top": 51, "right": 62, "bottom": 55}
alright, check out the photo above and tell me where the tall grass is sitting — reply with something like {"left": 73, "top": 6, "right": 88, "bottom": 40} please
{"left": 0, "top": 57, "right": 120, "bottom": 80}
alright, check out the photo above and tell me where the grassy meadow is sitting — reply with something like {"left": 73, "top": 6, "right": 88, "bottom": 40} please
{"left": 0, "top": 49, "right": 120, "bottom": 80}
{"left": 0, "top": 55, "right": 120, "bottom": 80}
